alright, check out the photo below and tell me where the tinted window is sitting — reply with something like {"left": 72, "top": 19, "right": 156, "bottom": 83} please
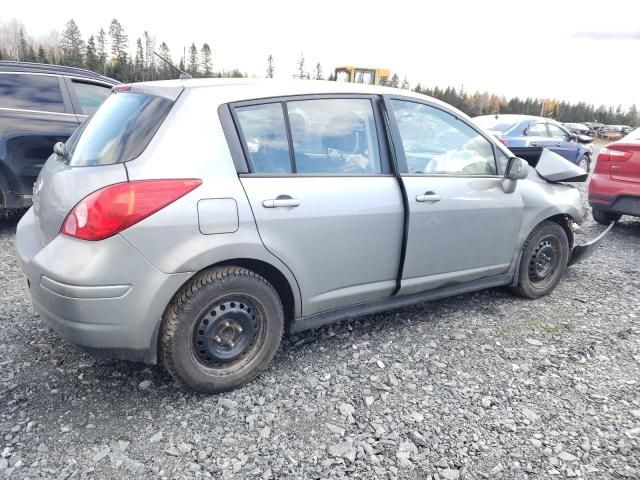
{"left": 548, "top": 124, "right": 569, "bottom": 140}
{"left": 391, "top": 100, "right": 497, "bottom": 175}
{"left": 72, "top": 81, "right": 112, "bottom": 115}
{"left": 235, "top": 103, "right": 292, "bottom": 174}
{"left": 0, "top": 73, "right": 65, "bottom": 113}
{"left": 473, "top": 116, "right": 519, "bottom": 133}
{"left": 65, "top": 92, "right": 173, "bottom": 166}
{"left": 287, "top": 99, "right": 382, "bottom": 174}
{"left": 526, "top": 123, "right": 548, "bottom": 137}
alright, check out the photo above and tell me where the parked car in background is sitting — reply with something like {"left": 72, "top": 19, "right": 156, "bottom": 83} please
{"left": 598, "top": 125, "right": 627, "bottom": 141}
{"left": 16, "top": 80, "right": 607, "bottom": 393}
{"left": 564, "top": 122, "right": 594, "bottom": 137}
{"left": 473, "top": 114, "right": 594, "bottom": 171}
{"left": 589, "top": 127, "right": 640, "bottom": 224}
{"left": 0, "top": 61, "right": 118, "bottom": 216}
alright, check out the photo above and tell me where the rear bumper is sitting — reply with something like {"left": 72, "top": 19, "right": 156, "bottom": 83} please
{"left": 15, "top": 208, "right": 193, "bottom": 364}
{"left": 588, "top": 173, "right": 640, "bottom": 217}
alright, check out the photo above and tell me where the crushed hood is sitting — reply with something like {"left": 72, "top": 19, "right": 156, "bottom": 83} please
{"left": 508, "top": 147, "right": 588, "bottom": 183}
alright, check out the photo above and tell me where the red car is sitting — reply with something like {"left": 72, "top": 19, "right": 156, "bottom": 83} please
{"left": 589, "top": 128, "right": 640, "bottom": 224}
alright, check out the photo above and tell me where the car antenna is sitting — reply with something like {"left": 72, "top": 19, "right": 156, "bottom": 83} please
{"left": 153, "top": 51, "right": 192, "bottom": 80}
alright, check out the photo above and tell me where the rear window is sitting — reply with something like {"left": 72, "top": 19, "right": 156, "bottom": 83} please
{"left": 65, "top": 92, "right": 173, "bottom": 166}
{"left": 473, "top": 116, "right": 518, "bottom": 133}
{"left": 0, "top": 73, "right": 65, "bottom": 113}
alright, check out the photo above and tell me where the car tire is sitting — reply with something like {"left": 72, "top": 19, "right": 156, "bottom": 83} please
{"left": 578, "top": 154, "right": 590, "bottom": 172}
{"left": 511, "top": 221, "right": 569, "bottom": 299}
{"left": 592, "top": 209, "right": 621, "bottom": 225}
{"left": 159, "top": 266, "right": 284, "bottom": 393}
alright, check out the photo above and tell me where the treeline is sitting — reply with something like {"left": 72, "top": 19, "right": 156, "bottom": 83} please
{"left": 0, "top": 18, "right": 246, "bottom": 82}
{"left": 0, "top": 18, "right": 637, "bottom": 127}
{"left": 412, "top": 83, "right": 638, "bottom": 126}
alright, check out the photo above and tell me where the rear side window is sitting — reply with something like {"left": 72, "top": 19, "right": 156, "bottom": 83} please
{"left": 526, "top": 123, "right": 549, "bottom": 137}
{"left": 0, "top": 73, "right": 65, "bottom": 113}
{"left": 235, "top": 103, "right": 292, "bottom": 174}
{"left": 71, "top": 80, "right": 112, "bottom": 115}
{"left": 234, "top": 98, "right": 382, "bottom": 175}
{"left": 65, "top": 92, "right": 173, "bottom": 166}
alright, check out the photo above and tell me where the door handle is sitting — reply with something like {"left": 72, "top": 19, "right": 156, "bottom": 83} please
{"left": 262, "top": 198, "right": 302, "bottom": 208}
{"left": 555, "top": 142, "right": 562, "bottom": 146}
{"left": 416, "top": 192, "right": 441, "bottom": 203}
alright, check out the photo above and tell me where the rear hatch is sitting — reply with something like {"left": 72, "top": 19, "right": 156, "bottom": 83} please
{"left": 32, "top": 85, "right": 180, "bottom": 245}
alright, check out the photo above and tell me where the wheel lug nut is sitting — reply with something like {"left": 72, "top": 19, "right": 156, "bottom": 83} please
{"left": 214, "top": 336, "right": 222, "bottom": 343}
{"left": 223, "top": 320, "right": 230, "bottom": 328}
{"left": 235, "top": 325, "right": 243, "bottom": 333}
{"left": 227, "top": 341, "right": 235, "bottom": 348}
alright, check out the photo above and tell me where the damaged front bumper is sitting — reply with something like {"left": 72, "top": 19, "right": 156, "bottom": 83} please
{"left": 567, "top": 222, "right": 614, "bottom": 266}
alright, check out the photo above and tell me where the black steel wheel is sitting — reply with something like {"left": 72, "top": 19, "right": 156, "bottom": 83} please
{"left": 160, "top": 266, "right": 284, "bottom": 393}
{"left": 511, "top": 221, "right": 569, "bottom": 299}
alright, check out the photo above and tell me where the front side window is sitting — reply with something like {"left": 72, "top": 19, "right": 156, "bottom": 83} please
{"left": 287, "top": 99, "right": 381, "bottom": 174}
{"left": 526, "top": 123, "right": 549, "bottom": 137}
{"left": 391, "top": 100, "right": 497, "bottom": 175}
{"left": 548, "top": 124, "right": 570, "bottom": 140}
{"left": 0, "top": 73, "right": 65, "bottom": 113}
{"left": 235, "top": 103, "right": 292, "bottom": 174}
{"left": 72, "top": 81, "right": 112, "bottom": 115}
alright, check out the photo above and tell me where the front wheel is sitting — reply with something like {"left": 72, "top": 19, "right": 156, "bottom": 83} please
{"left": 578, "top": 154, "right": 590, "bottom": 172}
{"left": 160, "top": 266, "right": 284, "bottom": 393}
{"left": 511, "top": 221, "right": 569, "bottom": 299}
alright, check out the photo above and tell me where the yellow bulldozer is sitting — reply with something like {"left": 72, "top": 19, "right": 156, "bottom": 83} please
{"left": 334, "top": 66, "right": 390, "bottom": 86}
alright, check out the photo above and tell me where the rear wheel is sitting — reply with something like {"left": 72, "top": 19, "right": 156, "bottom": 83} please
{"left": 511, "top": 221, "right": 569, "bottom": 299}
{"left": 160, "top": 266, "right": 284, "bottom": 393}
{"left": 592, "top": 209, "right": 621, "bottom": 225}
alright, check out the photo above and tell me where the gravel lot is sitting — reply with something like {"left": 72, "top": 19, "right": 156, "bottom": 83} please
{"left": 1, "top": 180, "right": 639, "bottom": 479}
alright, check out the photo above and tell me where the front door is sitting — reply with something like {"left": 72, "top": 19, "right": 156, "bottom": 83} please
{"left": 387, "top": 98, "right": 524, "bottom": 295}
{"left": 234, "top": 97, "right": 404, "bottom": 316}
{"left": 547, "top": 123, "right": 578, "bottom": 162}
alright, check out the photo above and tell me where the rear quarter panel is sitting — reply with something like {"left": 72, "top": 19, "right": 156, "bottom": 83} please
{"left": 121, "top": 87, "right": 302, "bottom": 316}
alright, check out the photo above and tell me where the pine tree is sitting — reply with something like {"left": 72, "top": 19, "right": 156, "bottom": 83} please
{"left": 266, "top": 54, "right": 274, "bottom": 78}
{"left": 186, "top": 43, "right": 199, "bottom": 77}
{"left": 178, "top": 57, "right": 185, "bottom": 73}
{"left": 401, "top": 76, "right": 410, "bottom": 90}
{"left": 296, "top": 52, "right": 306, "bottom": 79}
{"left": 134, "top": 38, "right": 144, "bottom": 81}
{"left": 157, "top": 42, "right": 173, "bottom": 79}
{"left": 201, "top": 43, "right": 212, "bottom": 77}
{"left": 328, "top": 72, "right": 336, "bottom": 81}
{"left": 96, "top": 28, "right": 107, "bottom": 73}
{"left": 109, "top": 19, "right": 128, "bottom": 81}
{"left": 85, "top": 36, "right": 99, "bottom": 72}
{"left": 60, "top": 20, "right": 84, "bottom": 67}
{"left": 314, "top": 62, "right": 323, "bottom": 80}
{"left": 143, "top": 31, "right": 155, "bottom": 80}
{"left": 389, "top": 73, "right": 400, "bottom": 88}
{"left": 36, "top": 46, "right": 47, "bottom": 63}
{"left": 17, "top": 29, "right": 30, "bottom": 62}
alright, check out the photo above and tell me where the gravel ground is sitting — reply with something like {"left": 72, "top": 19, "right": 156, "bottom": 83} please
{"left": 1, "top": 182, "right": 639, "bottom": 479}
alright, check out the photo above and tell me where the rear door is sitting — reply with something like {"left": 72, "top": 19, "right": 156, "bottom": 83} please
{"left": 234, "top": 96, "right": 404, "bottom": 316}
{"left": 386, "top": 98, "right": 523, "bottom": 295}
{"left": 524, "top": 121, "right": 551, "bottom": 149}
{"left": 548, "top": 123, "right": 578, "bottom": 162}
{"left": 0, "top": 73, "right": 79, "bottom": 197}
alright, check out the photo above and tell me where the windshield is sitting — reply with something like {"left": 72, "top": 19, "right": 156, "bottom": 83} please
{"left": 473, "top": 116, "right": 519, "bottom": 133}
{"left": 65, "top": 92, "right": 173, "bottom": 166}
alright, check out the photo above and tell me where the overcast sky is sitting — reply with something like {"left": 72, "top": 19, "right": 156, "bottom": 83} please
{"left": 5, "top": 0, "right": 640, "bottom": 107}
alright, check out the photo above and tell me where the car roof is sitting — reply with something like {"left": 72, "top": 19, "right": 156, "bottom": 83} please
{"left": 0, "top": 61, "right": 119, "bottom": 84}
{"left": 132, "top": 78, "right": 456, "bottom": 108}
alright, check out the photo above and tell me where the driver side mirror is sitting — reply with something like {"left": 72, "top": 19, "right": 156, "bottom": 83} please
{"left": 505, "top": 157, "right": 528, "bottom": 180}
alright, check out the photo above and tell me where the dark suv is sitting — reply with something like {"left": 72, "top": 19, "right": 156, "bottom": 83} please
{"left": 0, "top": 61, "right": 118, "bottom": 215}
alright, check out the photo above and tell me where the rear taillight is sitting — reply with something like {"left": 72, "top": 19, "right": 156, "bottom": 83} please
{"left": 601, "top": 147, "right": 633, "bottom": 162}
{"left": 113, "top": 84, "right": 132, "bottom": 92}
{"left": 60, "top": 179, "right": 202, "bottom": 241}
{"left": 499, "top": 137, "right": 509, "bottom": 146}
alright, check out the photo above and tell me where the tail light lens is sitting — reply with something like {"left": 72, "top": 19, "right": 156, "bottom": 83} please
{"left": 601, "top": 147, "right": 633, "bottom": 162}
{"left": 61, "top": 179, "right": 202, "bottom": 241}
{"left": 498, "top": 137, "right": 509, "bottom": 146}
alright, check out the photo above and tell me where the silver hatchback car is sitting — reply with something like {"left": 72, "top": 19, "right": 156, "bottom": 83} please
{"left": 15, "top": 80, "right": 606, "bottom": 392}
